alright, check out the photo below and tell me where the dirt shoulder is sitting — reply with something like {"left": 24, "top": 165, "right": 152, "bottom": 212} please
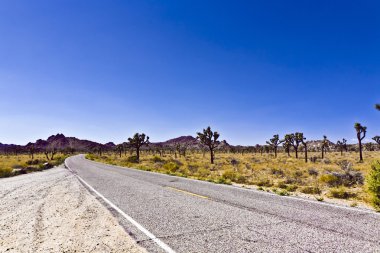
{"left": 0, "top": 166, "right": 146, "bottom": 253}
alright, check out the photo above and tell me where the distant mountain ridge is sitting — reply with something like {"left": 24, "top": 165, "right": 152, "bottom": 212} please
{"left": 0, "top": 133, "right": 371, "bottom": 153}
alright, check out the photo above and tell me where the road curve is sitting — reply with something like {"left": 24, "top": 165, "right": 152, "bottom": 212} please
{"left": 66, "top": 155, "right": 380, "bottom": 253}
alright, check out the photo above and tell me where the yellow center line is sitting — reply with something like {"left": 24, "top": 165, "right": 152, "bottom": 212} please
{"left": 165, "top": 186, "right": 209, "bottom": 199}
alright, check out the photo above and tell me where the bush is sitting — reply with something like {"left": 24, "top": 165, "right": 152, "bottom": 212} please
{"left": 152, "top": 156, "right": 164, "bottom": 163}
{"left": 320, "top": 168, "right": 364, "bottom": 187}
{"left": 26, "top": 159, "right": 42, "bottom": 165}
{"left": 277, "top": 189, "right": 290, "bottom": 196}
{"left": 220, "top": 169, "right": 247, "bottom": 183}
{"left": 222, "top": 170, "right": 238, "bottom": 181}
{"left": 270, "top": 168, "right": 284, "bottom": 177}
{"left": 196, "top": 168, "right": 210, "bottom": 178}
{"left": 367, "top": 162, "right": 380, "bottom": 210}
{"left": 163, "top": 162, "right": 180, "bottom": 173}
{"left": 52, "top": 156, "right": 66, "bottom": 166}
{"left": 321, "top": 158, "right": 331, "bottom": 164}
{"left": 301, "top": 186, "right": 321, "bottom": 195}
{"left": 329, "top": 187, "right": 355, "bottom": 199}
{"left": 255, "top": 178, "right": 273, "bottom": 187}
{"left": 293, "top": 170, "right": 304, "bottom": 178}
{"left": 215, "top": 177, "right": 232, "bottom": 185}
{"left": 230, "top": 159, "right": 239, "bottom": 166}
{"left": 86, "top": 154, "right": 97, "bottom": 160}
{"left": 276, "top": 181, "right": 287, "bottom": 189}
{"left": 0, "top": 168, "right": 13, "bottom": 178}
{"left": 308, "top": 168, "right": 319, "bottom": 176}
{"left": 285, "top": 184, "right": 298, "bottom": 192}
{"left": 38, "top": 162, "right": 53, "bottom": 170}
{"left": 126, "top": 155, "right": 139, "bottom": 163}
{"left": 319, "top": 174, "right": 341, "bottom": 187}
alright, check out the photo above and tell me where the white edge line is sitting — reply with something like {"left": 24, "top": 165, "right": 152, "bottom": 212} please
{"left": 64, "top": 158, "right": 176, "bottom": 253}
{"left": 82, "top": 154, "right": 380, "bottom": 217}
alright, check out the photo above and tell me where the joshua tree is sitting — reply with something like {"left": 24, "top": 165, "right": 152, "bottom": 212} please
{"left": 321, "top": 135, "right": 329, "bottom": 159}
{"left": 365, "top": 142, "right": 375, "bottom": 151}
{"left": 266, "top": 135, "right": 283, "bottom": 158}
{"left": 116, "top": 144, "right": 124, "bottom": 158}
{"left": 336, "top": 138, "right": 347, "bottom": 156}
{"left": 181, "top": 143, "right": 189, "bottom": 157}
{"left": 373, "top": 136, "right": 380, "bottom": 149}
{"left": 127, "top": 133, "right": 149, "bottom": 162}
{"left": 28, "top": 145, "right": 35, "bottom": 160}
{"left": 354, "top": 123, "right": 367, "bottom": 162}
{"left": 254, "top": 144, "right": 261, "bottom": 155}
{"left": 283, "top": 134, "right": 294, "bottom": 157}
{"left": 296, "top": 133, "right": 308, "bottom": 163}
{"left": 44, "top": 148, "right": 57, "bottom": 160}
{"left": 93, "top": 145, "right": 103, "bottom": 156}
{"left": 197, "top": 126, "right": 220, "bottom": 164}
{"left": 291, "top": 132, "right": 305, "bottom": 159}
{"left": 173, "top": 142, "right": 180, "bottom": 158}
{"left": 282, "top": 142, "right": 290, "bottom": 157}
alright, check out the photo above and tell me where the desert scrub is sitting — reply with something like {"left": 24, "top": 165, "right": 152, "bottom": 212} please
{"left": 319, "top": 174, "right": 341, "bottom": 187}
{"left": 221, "top": 169, "right": 247, "bottom": 183}
{"left": 0, "top": 167, "right": 13, "bottom": 178}
{"left": 367, "top": 162, "right": 380, "bottom": 210}
{"left": 126, "top": 155, "right": 139, "bottom": 163}
{"left": 0, "top": 154, "right": 68, "bottom": 178}
{"left": 301, "top": 186, "right": 321, "bottom": 195}
{"left": 328, "top": 187, "right": 356, "bottom": 199}
{"left": 85, "top": 151, "right": 380, "bottom": 205}
{"left": 151, "top": 156, "right": 164, "bottom": 163}
{"left": 163, "top": 162, "right": 180, "bottom": 173}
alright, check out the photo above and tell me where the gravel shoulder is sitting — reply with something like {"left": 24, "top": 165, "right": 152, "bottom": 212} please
{"left": 0, "top": 165, "right": 146, "bottom": 253}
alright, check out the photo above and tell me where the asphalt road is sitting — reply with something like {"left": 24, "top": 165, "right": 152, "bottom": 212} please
{"left": 66, "top": 155, "right": 380, "bottom": 253}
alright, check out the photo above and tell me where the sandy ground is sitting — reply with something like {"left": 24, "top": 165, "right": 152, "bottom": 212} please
{"left": 0, "top": 166, "right": 146, "bottom": 253}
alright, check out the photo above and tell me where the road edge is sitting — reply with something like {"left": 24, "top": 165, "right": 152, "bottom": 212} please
{"left": 64, "top": 157, "right": 177, "bottom": 253}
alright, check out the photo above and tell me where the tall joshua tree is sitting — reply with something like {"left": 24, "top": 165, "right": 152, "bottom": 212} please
{"left": 266, "top": 134, "right": 283, "bottom": 158}
{"left": 292, "top": 132, "right": 305, "bottom": 159}
{"left": 296, "top": 133, "right": 308, "bottom": 163}
{"left": 336, "top": 138, "right": 347, "bottom": 155}
{"left": 197, "top": 126, "right": 220, "bottom": 164}
{"left": 128, "top": 133, "right": 149, "bottom": 162}
{"left": 321, "top": 135, "right": 329, "bottom": 159}
{"left": 283, "top": 134, "right": 294, "bottom": 157}
{"left": 282, "top": 141, "right": 291, "bottom": 157}
{"left": 354, "top": 123, "right": 367, "bottom": 162}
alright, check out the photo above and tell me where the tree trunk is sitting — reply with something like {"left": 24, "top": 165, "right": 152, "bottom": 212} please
{"left": 136, "top": 147, "right": 140, "bottom": 162}
{"left": 274, "top": 147, "right": 277, "bottom": 158}
{"left": 295, "top": 147, "right": 298, "bottom": 158}
{"left": 321, "top": 148, "right": 324, "bottom": 159}
{"left": 210, "top": 149, "right": 214, "bottom": 164}
{"left": 359, "top": 139, "right": 363, "bottom": 162}
{"left": 304, "top": 145, "right": 308, "bottom": 163}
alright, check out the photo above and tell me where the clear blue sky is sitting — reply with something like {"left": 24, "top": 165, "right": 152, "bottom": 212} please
{"left": 1, "top": 0, "right": 379, "bottom": 145}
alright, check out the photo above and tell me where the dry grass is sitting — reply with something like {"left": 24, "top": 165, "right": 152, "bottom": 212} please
{"left": 0, "top": 154, "right": 68, "bottom": 178}
{"left": 87, "top": 150, "right": 380, "bottom": 207}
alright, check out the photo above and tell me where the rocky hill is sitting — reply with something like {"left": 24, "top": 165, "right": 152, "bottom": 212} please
{"left": 0, "top": 134, "right": 107, "bottom": 153}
